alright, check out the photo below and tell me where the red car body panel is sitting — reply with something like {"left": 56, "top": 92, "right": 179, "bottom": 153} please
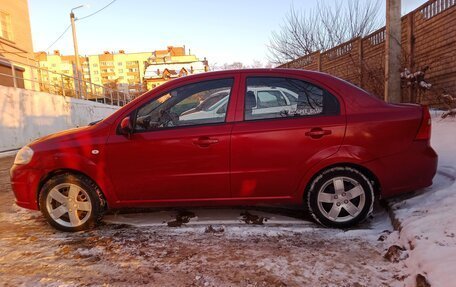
{"left": 10, "top": 69, "right": 438, "bottom": 211}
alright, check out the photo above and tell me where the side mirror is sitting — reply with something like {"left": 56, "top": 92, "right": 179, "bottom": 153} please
{"left": 119, "top": 116, "right": 132, "bottom": 137}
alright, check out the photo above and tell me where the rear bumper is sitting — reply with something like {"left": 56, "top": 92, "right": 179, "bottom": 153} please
{"left": 365, "top": 141, "right": 438, "bottom": 198}
{"left": 10, "top": 164, "right": 42, "bottom": 210}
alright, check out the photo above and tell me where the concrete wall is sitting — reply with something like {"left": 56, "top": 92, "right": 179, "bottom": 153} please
{"left": 0, "top": 85, "right": 119, "bottom": 151}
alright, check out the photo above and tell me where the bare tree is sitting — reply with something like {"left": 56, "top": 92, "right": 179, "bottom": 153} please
{"left": 268, "top": 0, "right": 383, "bottom": 64}
{"left": 211, "top": 61, "right": 273, "bottom": 71}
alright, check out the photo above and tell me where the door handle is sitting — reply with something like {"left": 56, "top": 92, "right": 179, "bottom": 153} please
{"left": 193, "top": 136, "right": 219, "bottom": 147}
{"left": 305, "top": 128, "right": 332, "bottom": 139}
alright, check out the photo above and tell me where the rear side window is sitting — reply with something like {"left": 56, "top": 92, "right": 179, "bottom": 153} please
{"left": 244, "top": 77, "right": 340, "bottom": 121}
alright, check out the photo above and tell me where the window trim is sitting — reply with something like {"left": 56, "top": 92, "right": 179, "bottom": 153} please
{"left": 242, "top": 76, "right": 340, "bottom": 123}
{"left": 126, "top": 77, "right": 236, "bottom": 134}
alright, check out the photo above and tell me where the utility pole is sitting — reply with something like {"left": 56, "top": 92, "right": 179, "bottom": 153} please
{"left": 384, "top": 0, "right": 402, "bottom": 103}
{"left": 70, "top": 5, "right": 84, "bottom": 98}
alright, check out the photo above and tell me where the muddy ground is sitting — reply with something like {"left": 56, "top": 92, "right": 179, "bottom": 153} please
{"left": 0, "top": 156, "right": 406, "bottom": 287}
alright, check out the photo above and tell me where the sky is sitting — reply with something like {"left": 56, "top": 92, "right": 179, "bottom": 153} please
{"left": 28, "top": 0, "right": 428, "bottom": 65}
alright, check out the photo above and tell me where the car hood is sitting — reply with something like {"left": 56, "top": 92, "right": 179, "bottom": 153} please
{"left": 29, "top": 122, "right": 110, "bottom": 152}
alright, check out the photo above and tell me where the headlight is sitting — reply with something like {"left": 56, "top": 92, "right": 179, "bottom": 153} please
{"left": 14, "top": 146, "right": 34, "bottom": 165}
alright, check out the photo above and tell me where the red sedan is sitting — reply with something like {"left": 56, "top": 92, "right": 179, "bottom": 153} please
{"left": 10, "top": 69, "right": 438, "bottom": 231}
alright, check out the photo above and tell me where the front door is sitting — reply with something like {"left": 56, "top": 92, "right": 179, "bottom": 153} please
{"left": 106, "top": 77, "right": 237, "bottom": 203}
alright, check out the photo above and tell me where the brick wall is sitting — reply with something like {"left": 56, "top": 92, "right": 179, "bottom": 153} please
{"left": 279, "top": 0, "right": 456, "bottom": 106}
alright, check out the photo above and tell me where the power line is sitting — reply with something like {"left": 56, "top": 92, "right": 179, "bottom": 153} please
{"left": 44, "top": 24, "right": 71, "bottom": 51}
{"left": 43, "top": 0, "right": 118, "bottom": 52}
{"left": 77, "top": 0, "right": 117, "bottom": 21}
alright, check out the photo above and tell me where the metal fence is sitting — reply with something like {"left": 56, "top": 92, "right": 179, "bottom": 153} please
{"left": 0, "top": 59, "right": 132, "bottom": 106}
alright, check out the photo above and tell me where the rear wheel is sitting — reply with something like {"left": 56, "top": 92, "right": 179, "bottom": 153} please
{"left": 306, "top": 167, "right": 374, "bottom": 228}
{"left": 39, "top": 173, "right": 105, "bottom": 232}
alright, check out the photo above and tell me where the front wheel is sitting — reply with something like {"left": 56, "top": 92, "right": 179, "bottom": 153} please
{"left": 39, "top": 173, "right": 105, "bottom": 232}
{"left": 306, "top": 167, "right": 374, "bottom": 228}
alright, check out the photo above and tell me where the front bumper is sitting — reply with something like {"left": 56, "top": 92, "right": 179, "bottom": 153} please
{"left": 10, "top": 164, "right": 42, "bottom": 210}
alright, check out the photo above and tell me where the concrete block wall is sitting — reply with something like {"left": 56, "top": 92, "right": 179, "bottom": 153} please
{"left": 0, "top": 86, "right": 119, "bottom": 152}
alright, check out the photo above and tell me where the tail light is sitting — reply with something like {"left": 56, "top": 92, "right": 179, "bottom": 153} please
{"left": 415, "top": 105, "right": 431, "bottom": 141}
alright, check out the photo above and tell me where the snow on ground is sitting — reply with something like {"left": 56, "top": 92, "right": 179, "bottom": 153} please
{"left": 388, "top": 115, "right": 456, "bottom": 287}
{"left": 0, "top": 194, "right": 403, "bottom": 286}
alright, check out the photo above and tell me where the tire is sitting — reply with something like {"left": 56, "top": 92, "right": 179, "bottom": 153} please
{"left": 306, "top": 167, "right": 374, "bottom": 228}
{"left": 39, "top": 173, "right": 105, "bottom": 232}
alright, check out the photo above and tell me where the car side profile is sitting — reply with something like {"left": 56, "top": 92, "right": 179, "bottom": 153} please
{"left": 10, "top": 69, "right": 438, "bottom": 231}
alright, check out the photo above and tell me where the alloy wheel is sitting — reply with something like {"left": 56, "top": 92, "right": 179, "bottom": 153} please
{"left": 45, "top": 183, "right": 92, "bottom": 228}
{"left": 316, "top": 176, "right": 366, "bottom": 223}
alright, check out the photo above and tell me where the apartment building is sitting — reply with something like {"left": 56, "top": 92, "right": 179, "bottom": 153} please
{"left": 35, "top": 51, "right": 83, "bottom": 84}
{"left": 0, "top": 0, "right": 36, "bottom": 89}
{"left": 35, "top": 46, "right": 209, "bottom": 97}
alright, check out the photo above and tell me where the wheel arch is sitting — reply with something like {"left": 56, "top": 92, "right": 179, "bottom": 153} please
{"left": 37, "top": 168, "right": 108, "bottom": 210}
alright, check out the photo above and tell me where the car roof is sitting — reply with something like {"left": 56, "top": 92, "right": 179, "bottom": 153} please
{"left": 181, "top": 68, "right": 327, "bottom": 79}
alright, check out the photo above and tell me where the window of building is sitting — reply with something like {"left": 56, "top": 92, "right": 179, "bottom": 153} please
{"left": 93, "top": 71, "right": 99, "bottom": 75}
{"left": 117, "top": 62, "right": 123, "bottom": 66}
{"left": 134, "top": 78, "right": 233, "bottom": 131}
{"left": 244, "top": 77, "right": 339, "bottom": 121}
{"left": 100, "top": 61, "right": 114, "bottom": 66}
{"left": 93, "top": 63, "right": 98, "bottom": 67}
{"left": 0, "top": 11, "right": 13, "bottom": 41}
{"left": 118, "top": 69, "right": 123, "bottom": 73}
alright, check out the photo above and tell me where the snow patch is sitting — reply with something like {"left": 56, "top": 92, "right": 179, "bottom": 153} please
{"left": 388, "top": 117, "right": 456, "bottom": 287}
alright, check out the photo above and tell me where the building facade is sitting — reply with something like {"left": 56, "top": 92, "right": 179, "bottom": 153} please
{"left": 0, "top": 0, "right": 36, "bottom": 89}
{"left": 35, "top": 46, "right": 209, "bottom": 97}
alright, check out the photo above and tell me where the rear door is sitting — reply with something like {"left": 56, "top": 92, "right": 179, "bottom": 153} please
{"left": 230, "top": 73, "right": 346, "bottom": 199}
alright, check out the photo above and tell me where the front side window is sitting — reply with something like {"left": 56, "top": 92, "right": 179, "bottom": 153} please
{"left": 244, "top": 77, "right": 339, "bottom": 121}
{"left": 134, "top": 78, "right": 233, "bottom": 131}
